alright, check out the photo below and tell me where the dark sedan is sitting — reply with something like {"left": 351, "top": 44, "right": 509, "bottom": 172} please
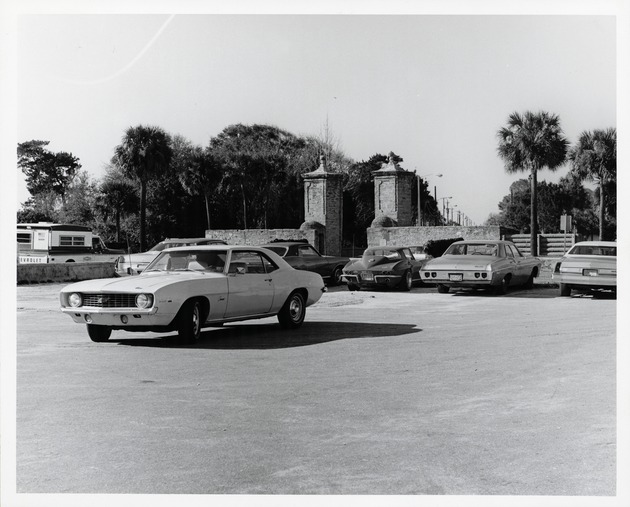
{"left": 261, "top": 241, "right": 350, "bottom": 286}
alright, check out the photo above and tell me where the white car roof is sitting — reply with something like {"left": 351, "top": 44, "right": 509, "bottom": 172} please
{"left": 158, "top": 244, "right": 292, "bottom": 268}
{"left": 571, "top": 241, "right": 616, "bottom": 247}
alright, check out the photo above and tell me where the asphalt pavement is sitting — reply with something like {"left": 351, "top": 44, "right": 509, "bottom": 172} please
{"left": 9, "top": 282, "right": 620, "bottom": 501}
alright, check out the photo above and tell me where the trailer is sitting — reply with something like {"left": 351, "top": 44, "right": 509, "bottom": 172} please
{"left": 17, "top": 223, "right": 124, "bottom": 264}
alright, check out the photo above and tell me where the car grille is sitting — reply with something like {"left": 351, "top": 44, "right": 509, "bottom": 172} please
{"left": 81, "top": 293, "right": 138, "bottom": 308}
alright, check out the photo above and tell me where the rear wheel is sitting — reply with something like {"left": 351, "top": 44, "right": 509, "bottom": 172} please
{"left": 87, "top": 324, "right": 111, "bottom": 342}
{"left": 495, "top": 276, "right": 509, "bottom": 295}
{"left": 178, "top": 300, "right": 202, "bottom": 344}
{"left": 437, "top": 284, "right": 450, "bottom": 294}
{"left": 559, "top": 283, "right": 572, "bottom": 297}
{"left": 278, "top": 291, "right": 306, "bottom": 329}
{"left": 398, "top": 270, "right": 412, "bottom": 291}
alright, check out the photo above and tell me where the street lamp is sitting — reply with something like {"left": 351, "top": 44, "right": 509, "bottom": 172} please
{"left": 438, "top": 196, "right": 452, "bottom": 225}
{"left": 415, "top": 172, "right": 443, "bottom": 226}
{"left": 447, "top": 204, "right": 458, "bottom": 224}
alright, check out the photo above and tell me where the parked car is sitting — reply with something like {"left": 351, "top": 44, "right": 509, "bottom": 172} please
{"left": 115, "top": 237, "right": 227, "bottom": 276}
{"left": 261, "top": 240, "right": 349, "bottom": 286}
{"left": 341, "top": 246, "right": 427, "bottom": 291}
{"left": 60, "top": 245, "right": 326, "bottom": 343}
{"left": 552, "top": 241, "right": 617, "bottom": 296}
{"left": 420, "top": 240, "right": 541, "bottom": 294}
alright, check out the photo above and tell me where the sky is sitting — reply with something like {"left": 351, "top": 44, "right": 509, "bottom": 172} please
{"left": 7, "top": 4, "right": 621, "bottom": 227}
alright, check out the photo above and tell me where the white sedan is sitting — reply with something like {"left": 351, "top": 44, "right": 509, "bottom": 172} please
{"left": 60, "top": 245, "right": 326, "bottom": 343}
{"left": 552, "top": 241, "right": 617, "bottom": 296}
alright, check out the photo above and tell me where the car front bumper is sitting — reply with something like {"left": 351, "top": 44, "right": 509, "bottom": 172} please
{"left": 60, "top": 306, "right": 175, "bottom": 328}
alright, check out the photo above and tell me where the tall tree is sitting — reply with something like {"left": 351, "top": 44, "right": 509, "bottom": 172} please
{"left": 568, "top": 128, "right": 616, "bottom": 240}
{"left": 497, "top": 111, "right": 568, "bottom": 255}
{"left": 114, "top": 125, "right": 173, "bottom": 251}
{"left": 18, "top": 140, "right": 81, "bottom": 204}
{"left": 173, "top": 135, "right": 221, "bottom": 230}
{"left": 210, "top": 124, "right": 309, "bottom": 229}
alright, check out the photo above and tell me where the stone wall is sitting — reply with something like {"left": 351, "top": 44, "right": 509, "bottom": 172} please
{"left": 205, "top": 228, "right": 317, "bottom": 247}
{"left": 17, "top": 262, "right": 115, "bottom": 285}
{"left": 367, "top": 225, "right": 510, "bottom": 247}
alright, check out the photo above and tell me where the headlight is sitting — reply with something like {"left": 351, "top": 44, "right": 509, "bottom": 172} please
{"left": 135, "top": 293, "right": 154, "bottom": 309}
{"left": 68, "top": 292, "right": 83, "bottom": 307}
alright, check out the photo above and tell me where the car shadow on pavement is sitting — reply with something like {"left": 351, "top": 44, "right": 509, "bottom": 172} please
{"left": 112, "top": 321, "right": 419, "bottom": 350}
{"left": 444, "top": 286, "right": 559, "bottom": 299}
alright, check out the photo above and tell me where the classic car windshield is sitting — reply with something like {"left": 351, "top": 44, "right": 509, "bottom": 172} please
{"left": 445, "top": 243, "right": 500, "bottom": 256}
{"left": 364, "top": 249, "right": 402, "bottom": 261}
{"left": 568, "top": 245, "right": 616, "bottom": 256}
{"left": 144, "top": 250, "right": 228, "bottom": 272}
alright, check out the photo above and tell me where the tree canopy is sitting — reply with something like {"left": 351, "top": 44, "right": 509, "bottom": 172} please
{"left": 18, "top": 140, "right": 81, "bottom": 200}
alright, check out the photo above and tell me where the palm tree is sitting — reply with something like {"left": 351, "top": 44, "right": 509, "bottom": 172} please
{"left": 98, "top": 166, "right": 138, "bottom": 243}
{"left": 568, "top": 128, "right": 616, "bottom": 240}
{"left": 497, "top": 111, "right": 568, "bottom": 255}
{"left": 114, "top": 125, "right": 172, "bottom": 251}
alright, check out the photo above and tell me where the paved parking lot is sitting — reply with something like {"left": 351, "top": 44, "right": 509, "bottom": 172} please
{"left": 12, "top": 282, "right": 617, "bottom": 497}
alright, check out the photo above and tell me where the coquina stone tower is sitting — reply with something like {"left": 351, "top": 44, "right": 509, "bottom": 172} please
{"left": 301, "top": 155, "right": 343, "bottom": 255}
{"left": 371, "top": 152, "right": 414, "bottom": 227}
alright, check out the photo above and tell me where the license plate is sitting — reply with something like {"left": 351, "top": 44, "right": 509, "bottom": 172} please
{"left": 583, "top": 269, "right": 599, "bottom": 277}
{"left": 361, "top": 271, "right": 374, "bottom": 281}
{"left": 449, "top": 273, "right": 463, "bottom": 282}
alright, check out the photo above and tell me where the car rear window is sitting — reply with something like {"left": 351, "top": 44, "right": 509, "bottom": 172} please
{"left": 364, "top": 249, "right": 402, "bottom": 260}
{"left": 569, "top": 245, "right": 616, "bottom": 256}
{"left": 264, "top": 246, "right": 287, "bottom": 256}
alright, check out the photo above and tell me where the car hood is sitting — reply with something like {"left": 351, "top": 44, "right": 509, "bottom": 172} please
{"left": 421, "top": 255, "right": 494, "bottom": 270}
{"left": 61, "top": 271, "right": 225, "bottom": 292}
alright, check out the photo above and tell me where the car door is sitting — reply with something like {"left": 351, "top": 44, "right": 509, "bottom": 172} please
{"left": 297, "top": 244, "right": 326, "bottom": 275}
{"left": 225, "top": 251, "right": 276, "bottom": 317}
{"left": 507, "top": 244, "right": 529, "bottom": 283}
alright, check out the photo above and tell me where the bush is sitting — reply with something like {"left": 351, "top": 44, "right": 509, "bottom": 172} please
{"left": 424, "top": 238, "right": 464, "bottom": 257}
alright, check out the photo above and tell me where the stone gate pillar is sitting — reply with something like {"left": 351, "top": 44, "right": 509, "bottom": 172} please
{"left": 301, "top": 155, "right": 343, "bottom": 255}
{"left": 371, "top": 152, "right": 414, "bottom": 227}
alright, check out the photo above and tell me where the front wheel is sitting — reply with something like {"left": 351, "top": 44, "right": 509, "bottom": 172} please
{"left": 437, "top": 284, "right": 450, "bottom": 294}
{"left": 278, "top": 291, "right": 306, "bottom": 329}
{"left": 178, "top": 300, "right": 202, "bottom": 344}
{"left": 330, "top": 266, "right": 343, "bottom": 286}
{"left": 87, "top": 324, "right": 111, "bottom": 342}
{"left": 559, "top": 283, "right": 572, "bottom": 297}
{"left": 523, "top": 271, "right": 535, "bottom": 289}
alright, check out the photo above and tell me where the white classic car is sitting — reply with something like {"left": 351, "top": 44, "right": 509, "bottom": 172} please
{"left": 61, "top": 245, "right": 326, "bottom": 343}
{"left": 115, "top": 237, "right": 227, "bottom": 276}
{"left": 552, "top": 241, "right": 617, "bottom": 296}
{"left": 419, "top": 240, "right": 541, "bottom": 294}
